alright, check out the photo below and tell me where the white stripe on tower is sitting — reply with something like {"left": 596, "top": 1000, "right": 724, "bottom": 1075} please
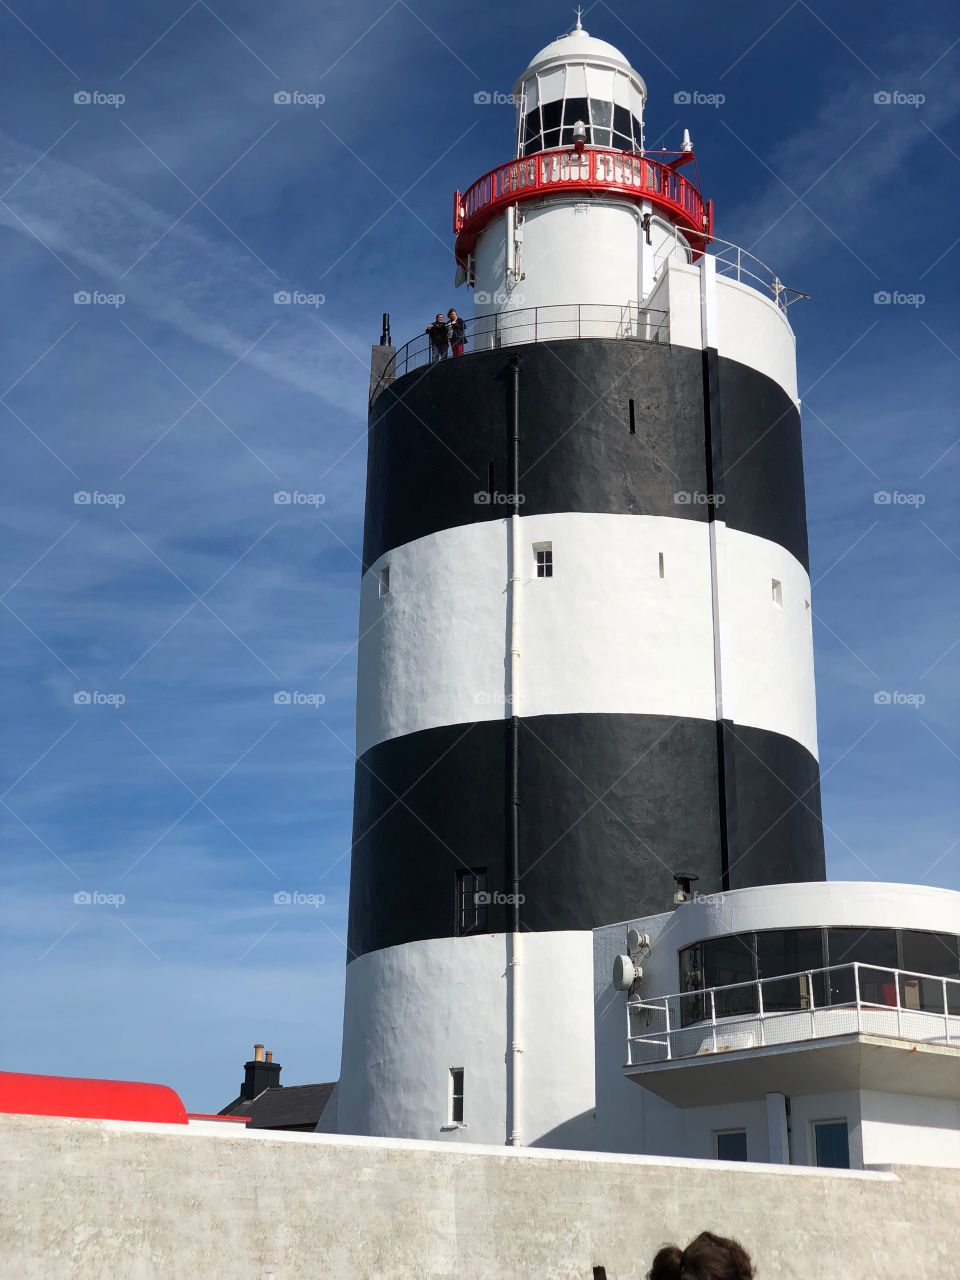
{"left": 356, "top": 513, "right": 817, "bottom": 760}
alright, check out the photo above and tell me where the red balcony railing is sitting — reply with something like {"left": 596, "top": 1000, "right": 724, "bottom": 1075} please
{"left": 454, "top": 148, "right": 713, "bottom": 267}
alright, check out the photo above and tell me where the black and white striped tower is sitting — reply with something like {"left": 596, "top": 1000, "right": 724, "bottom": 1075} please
{"left": 334, "top": 19, "right": 825, "bottom": 1147}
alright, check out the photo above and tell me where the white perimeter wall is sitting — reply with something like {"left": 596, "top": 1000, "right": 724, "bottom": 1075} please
{"left": 357, "top": 514, "right": 816, "bottom": 758}
{"left": 337, "top": 932, "right": 596, "bottom": 1149}
{"left": 3, "top": 1113, "right": 959, "bottom": 1280}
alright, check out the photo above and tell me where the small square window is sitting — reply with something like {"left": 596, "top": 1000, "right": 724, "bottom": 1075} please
{"left": 533, "top": 542, "right": 553, "bottom": 578}
{"left": 449, "top": 1068, "right": 464, "bottom": 1124}
{"left": 813, "top": 1119, "right": 849, "bottom": 1168}
{"left": 379, "top": 566, "right": 390, "bottom": 597}
{"left": 715, "top": 1129, "right": 748, "bottom": 1161}
{"left": 771, "top": 578, "right": 782, "bottom": 607}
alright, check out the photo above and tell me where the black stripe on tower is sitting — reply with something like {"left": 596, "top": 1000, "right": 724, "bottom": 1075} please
{"left": 363, "top": 340, "right": 810, "bottom": 571}
{"left": 346, "top": 714, "right": 825, "bottom": 959}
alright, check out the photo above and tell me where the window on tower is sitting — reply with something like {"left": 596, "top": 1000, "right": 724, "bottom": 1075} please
{"left": 449, "top": 1068, "right": 465, "bottom": 1125}
{"left": 533, "top": 542, "right": 553, "bottom": 577}
{"left": 379, "top": 566, "right": 390, "bottom": 597}
{"left": 456, "top": 868, "right": 488, "bottom": 935}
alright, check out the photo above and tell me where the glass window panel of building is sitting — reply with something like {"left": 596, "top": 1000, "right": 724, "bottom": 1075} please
{"left": 679, "top": 926, "right": 959, "bottom": 1015}
{"left": 521, "top": 76, "right": 643, "bottom": 156}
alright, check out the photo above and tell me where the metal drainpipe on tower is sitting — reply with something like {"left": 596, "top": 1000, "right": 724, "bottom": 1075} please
{"left": 508, "top": 355, "right": 523, "bottom": 1146}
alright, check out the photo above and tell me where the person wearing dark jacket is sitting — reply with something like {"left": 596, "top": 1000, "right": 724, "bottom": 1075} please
{"left": 426, "top": 314, "right": 449, "bottom": 361}
{"left": 447, "top": 308, "right": 467, "bottom": 356}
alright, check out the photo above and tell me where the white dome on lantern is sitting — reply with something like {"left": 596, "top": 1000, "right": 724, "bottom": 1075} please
{"left": 513, "top": 22, "right": 645, "bottom": 100}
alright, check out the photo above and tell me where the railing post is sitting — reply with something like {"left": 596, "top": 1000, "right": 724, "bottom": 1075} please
{"left": 664, "top": 998, "right": 672, "bottom": 1062}
{"left": 895, "top": 965, "right": 903, "bottom": 1040}
{"left": 710, "top": 989, "right": 718, "bottom": 1053}
{"left": 807, "top": 970, "right": 816, "bottom": 1038}
{"left": 757, "top": 977, "right": 765, "bottom": 1046}
{"left": 854, "top": 963, "right": 862, "bottom": 1033}
{"left": 945, "top": 979, "right": 951, "bottom": 1046}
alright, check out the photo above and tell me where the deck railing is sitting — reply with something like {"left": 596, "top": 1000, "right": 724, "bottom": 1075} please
{"left": 626, "top": 962, "right": 960, "bottom": 1067}
{"left": 370, "top": 302, "right": 668, "bottom": 403}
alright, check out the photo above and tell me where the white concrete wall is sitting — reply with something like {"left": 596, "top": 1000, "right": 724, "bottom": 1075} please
{"left": 3, "top": 1113, "right": 959, "bottom": 1280}
{"left": 337, "top": 932, "right": 596, "bottom": 1149}
{"left": 653, "top": 260, "right": 799, "bottom": 404}
{"left": 474, "top": 198, "right": 643, "bottom": 317}
{"left": 356, "top": 514, "right": 816, "bottom": 757}
{"left": 860, "top": 1091, "right": 960, "bottom": 1168}
{"left": 592, "top": 883, "right": 960, "bottom": 1163}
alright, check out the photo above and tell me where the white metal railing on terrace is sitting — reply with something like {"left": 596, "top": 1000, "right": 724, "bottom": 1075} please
{"left": 653, "top": 227, "right": 811, "bottom": 313}
{"left": 626, "top": 962, "right": 960, "bottom": 1067}
{"left": 370, "top": 302, "right": 668, "bottom": 403}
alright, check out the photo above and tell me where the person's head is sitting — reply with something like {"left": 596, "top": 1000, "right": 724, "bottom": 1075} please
{"left": 648, "top": 1232, "right": 754, "bottom": 1280}
{"left": 448, "top": 308, "right": 458, "bottom": 321}
{"left": 435, "top": 313, "right": 445, "bottom": 323}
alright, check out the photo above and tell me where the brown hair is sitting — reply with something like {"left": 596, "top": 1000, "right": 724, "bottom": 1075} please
{"left": 648, "top": 1232, "right": 754, "bottom": 1280}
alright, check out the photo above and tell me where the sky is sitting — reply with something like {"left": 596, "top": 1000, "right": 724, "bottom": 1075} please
{"left": 0, "top": 0, "right": 957, "bottom": 1114}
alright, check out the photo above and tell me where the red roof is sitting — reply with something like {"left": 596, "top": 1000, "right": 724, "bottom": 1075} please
{"left": 0, "top": 1071, "right": 188, "bottom": 1125}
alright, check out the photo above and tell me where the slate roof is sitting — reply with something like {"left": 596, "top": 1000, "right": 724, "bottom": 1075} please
{"left": 222, "top": 1082, "right": 335, "bottom": 1130}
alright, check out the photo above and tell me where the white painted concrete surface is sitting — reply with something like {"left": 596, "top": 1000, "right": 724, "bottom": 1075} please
{"left": 337, "top": 931, "right": 596, "bottom": 1149}
{"left": 357, "top": 514, "right": 817, "bottom": 757}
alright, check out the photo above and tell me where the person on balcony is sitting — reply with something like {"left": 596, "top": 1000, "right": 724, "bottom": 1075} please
{"left": 426, "top": 314, "right": 449, "bottom": 361}
{"left": 447, "top": 308, "right": 467, "bottom": 356}
{"left": 648, "top": 1232, "right": 754, "bottom": 1280}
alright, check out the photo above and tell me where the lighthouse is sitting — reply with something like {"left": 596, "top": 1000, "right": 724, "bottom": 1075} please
{"left": 333, "top": 20, "right": 825, "bottom": 1148}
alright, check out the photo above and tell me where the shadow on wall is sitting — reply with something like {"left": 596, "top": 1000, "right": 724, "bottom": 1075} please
{"left": 530, "top": 1108, "right": 597, "bottom": 1151}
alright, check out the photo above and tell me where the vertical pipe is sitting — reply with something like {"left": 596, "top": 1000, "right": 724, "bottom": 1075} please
{"left": 507, "top": 355, "right": 523, "bottom": 1146}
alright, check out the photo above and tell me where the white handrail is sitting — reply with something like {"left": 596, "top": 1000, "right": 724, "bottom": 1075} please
{"left": 626, "top": 961, "right": 960, "bottom": 1067}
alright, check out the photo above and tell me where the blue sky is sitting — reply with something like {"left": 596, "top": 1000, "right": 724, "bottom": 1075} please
{"left": 0, "top": 0, "right": 957, "bottom": 1113}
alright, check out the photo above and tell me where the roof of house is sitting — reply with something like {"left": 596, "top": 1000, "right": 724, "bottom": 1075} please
{"left": 222, "top": 1082, "right": 335, "bottom": 1129}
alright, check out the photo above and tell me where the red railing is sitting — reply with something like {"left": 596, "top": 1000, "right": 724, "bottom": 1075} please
{"left": 454, "top": 148, "right": 712, "bottom": 266}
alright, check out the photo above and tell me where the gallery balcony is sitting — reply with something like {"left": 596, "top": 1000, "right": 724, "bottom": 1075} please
{"left": 624, "top": 962, "right": 960, "bottom": 1108}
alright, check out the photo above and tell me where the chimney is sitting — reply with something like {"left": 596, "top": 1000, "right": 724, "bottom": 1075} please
{"left": 240, "top": 1043, "right": 282, "bottom": 1100}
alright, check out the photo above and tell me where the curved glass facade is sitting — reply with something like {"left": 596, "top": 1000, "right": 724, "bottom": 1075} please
{"left": 678, "top": 927, "right": 960, "bottom": 1022}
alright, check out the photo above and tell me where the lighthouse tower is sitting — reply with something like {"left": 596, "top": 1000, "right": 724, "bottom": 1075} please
{"left": 334, "top": 21, "right": 825, "bottom": 1148}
